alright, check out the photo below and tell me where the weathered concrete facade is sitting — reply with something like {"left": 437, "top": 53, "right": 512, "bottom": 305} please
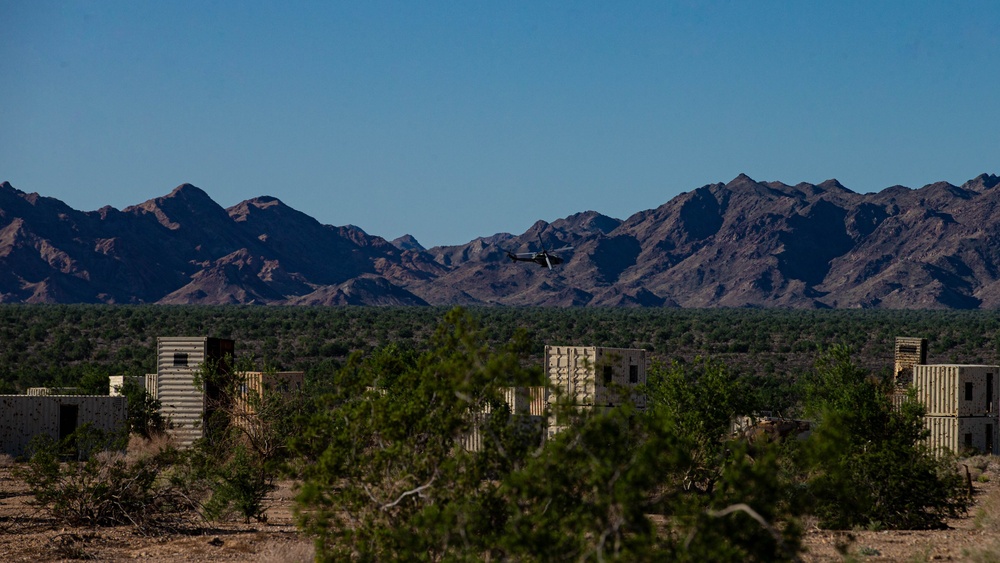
{"left": 913, "top": 364, "right": 997, "bottom": 417}
{"left": 233, "top": 371, "right": 305, "bottom": 417}
{"left": 0, "top": 395, "right": 127, "bottom": 458}
{"left": 108, "top": 374, "right": 157, "bottom": 397}
{"left": 458, "top": 386, "right": 547, "bottom": 452}
{"left": 545, "top": 346, "right": 647, "bottom": 409}
{"left": 924, "top": 415, "right": 997, "bottom": 455}
{"left": 156, "top": 336, "right": 235, "bottom": 448}
{"left": 545, "top": 346, "right": 648, "bottom": 438}
{"left": 894, "top": 337, "right": 928, "bottom": 385}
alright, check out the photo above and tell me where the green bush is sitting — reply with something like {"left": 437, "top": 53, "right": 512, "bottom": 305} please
{"left": 119, "top": 378, "right": 165, "bottom": 439}
{"left": 292, "top": 308, "right": 804, "bottom": 562}
{"left": 801, "top": 346, "right": 968, "bottom": 529}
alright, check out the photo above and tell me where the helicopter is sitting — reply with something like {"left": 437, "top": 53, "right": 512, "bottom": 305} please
{"left": 506, "top": 235, "right": 574, "bottom": 270}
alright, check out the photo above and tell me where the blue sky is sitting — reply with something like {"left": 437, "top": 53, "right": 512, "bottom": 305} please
{"left": 2, "top": 1, "right": 998, "bottom": 248}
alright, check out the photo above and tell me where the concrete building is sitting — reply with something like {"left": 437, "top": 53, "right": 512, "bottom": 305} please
{"left": 894, "top": 339, "right": 998, "bottom": 455}
{"left": 156, "top": 336, "right": 235, "bottom": 448}
{"left": 894, "top": 337, "right": 928, "bottom": 385}
{"left": 0, "top": 395, "right": 127, "bottom": 458}
{"left": 911, "top": 364, "right": 998, "bottom": 455}
{"left": 545, "top": 346, "right": 648, "bottom": 437}
{"left": 232, "top": 371, "right": 306, "bottom": 418}
{"left": 26, "top": 387, "right": 80, "bottom": 396}
{"left": 924, "top": 415, "right": 997, "bottom": 455}
{"left": 108, "top": 374, "right": 157, "bottom": 397}
{"left": 154, "top": 337, "right": 307, "bottom": 449}
{"left": 545, "top": 346, "right": 647, "bottom": 408}
{"left": 458, "top": 386, "right": 547, "bottom": 452}
{"left": 912, "top": 365, "right": 996, "bottom": 418}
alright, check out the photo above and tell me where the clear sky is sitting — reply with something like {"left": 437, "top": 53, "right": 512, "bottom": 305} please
{"left": 2, "top": 1, "right": 998, "bottom": 248}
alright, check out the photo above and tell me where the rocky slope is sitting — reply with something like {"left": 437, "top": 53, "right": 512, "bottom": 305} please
{"left": 2, "top": 174, "right": 999, "bottom": 308}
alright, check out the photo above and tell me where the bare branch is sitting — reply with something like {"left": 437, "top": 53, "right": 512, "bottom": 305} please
{"left": 381, "top": 476, "right": 436, "bottom": 511}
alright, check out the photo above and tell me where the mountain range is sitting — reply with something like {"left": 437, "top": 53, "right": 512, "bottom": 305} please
{"left": 2, "top": 173, "right": 999, "bottom": 308}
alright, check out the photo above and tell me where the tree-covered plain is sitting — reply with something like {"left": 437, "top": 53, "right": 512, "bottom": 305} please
{"left": 3, "top": 304, "right": 1000, "bottom": 399}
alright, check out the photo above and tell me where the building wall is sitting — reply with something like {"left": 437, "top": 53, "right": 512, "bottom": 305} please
{"left": 913, "top": 365, "right": 998, "bottom": 417}
{"left": 457, "top": 386, "right": 547, "bottom": 452}
{"left": 0, "top": 395, "right": 127, "bottom": 458}
{"left": 109, "top": 375, "right": 148, "bottom": 397}
{"left": 545, "top": 346, "right": 647, "bottom": 409}
{"left": 233, "top": 371, "right": 305, "bottom": 416}
{"left": 894, "top": 337, "right": 928, "bottom": 385}
{"left": 156, "top": 336, "right": 234, "bottom": 448}
{"left": 545, "top": 346, "right": 647, "bottom": 439}
{"left": 26, "top": 387, "right": 79, "bottom": 396}
{"left": 924, "top": 415, "right": 998, "bottom": 456}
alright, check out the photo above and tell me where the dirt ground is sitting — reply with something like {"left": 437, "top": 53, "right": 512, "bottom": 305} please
{"left": 0, "top": 467, "right": 313, "bottom": 562}
{"left": 800, "top": 456, "right": 1000, "bottom": 562}
{"left": 1, "top": 456, "right": 998, "bottom": 562}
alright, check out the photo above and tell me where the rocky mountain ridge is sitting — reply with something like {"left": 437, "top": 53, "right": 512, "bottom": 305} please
{"left": 2, "top": 174, "right": 999, "bottom": 308}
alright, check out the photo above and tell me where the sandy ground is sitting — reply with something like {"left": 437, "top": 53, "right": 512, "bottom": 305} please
{"left": 1, "top": 457, "right": 998, "bottom": 562}
{"left": 0, "top": 468, "right": 313, "bottom": 562}
{"left": 800, "top": 457, "right": 1000, "bottom": 562}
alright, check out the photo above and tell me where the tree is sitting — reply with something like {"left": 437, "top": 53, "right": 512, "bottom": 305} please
{"left": 801, "top": 345, "right": 968, "bottom": 529}
{"left": 292, "top": 309, "right": 540, "bottom": 560}
{"left": 292, "top": 308, "right": 804, "bottom": 561}
{"left": 646, "top": 357, "right": 754, "bottom": 495}
{"left": 190, "top": 354, "right": 304, "bottom": 523}
{"left": 119, "top": 377, "right": 165, "bottom": 439}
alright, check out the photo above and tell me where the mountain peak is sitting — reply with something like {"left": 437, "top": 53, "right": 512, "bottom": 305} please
{"left": 964, "top": 173, "right": 1000, "bottom": 192}
{"left": 817, "top": 178, "right": 848, "bottom": 191}
{"left": 125, "top": 183, "right": 228, "bottom": 231}
{"left": 391, "top": 234, "right": 425, "bottom": 251}
{"left": 726, "top": 173, "right": 759, "bottom": 188}
{"left": 166, "top": 183, "right": 213, "bottom": 201}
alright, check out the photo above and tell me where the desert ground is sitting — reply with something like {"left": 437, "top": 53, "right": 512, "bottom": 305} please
{"left": 1, "top": 455, "right": 998, "bottom": 561}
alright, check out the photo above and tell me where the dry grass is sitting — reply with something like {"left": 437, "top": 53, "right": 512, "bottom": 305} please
{"left": 253, "top": 539, "right": 314, "bottom": 562}
{"left": 126, "top": 432, "right": 177, "bottom": 462}
{"left": 962, "top": 456, "right": 1000, "bottom": 562}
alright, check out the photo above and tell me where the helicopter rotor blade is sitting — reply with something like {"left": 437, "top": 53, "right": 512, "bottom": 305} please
{"left": 537, "top": 233, "right": 549, "bottom": 252}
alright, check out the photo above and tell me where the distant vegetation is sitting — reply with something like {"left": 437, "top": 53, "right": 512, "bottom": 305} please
{"left": 10, "top": 306, "right": 977, "bottom": 560}
{"left": 3, "top": 304, "right": 1000, "bottom": 401}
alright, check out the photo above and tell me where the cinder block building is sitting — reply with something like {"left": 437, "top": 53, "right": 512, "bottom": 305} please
{"left": 0, "top": 395, "right": 127, "bottom": 458}
{"left": 154, "top": 337, "right": 306, "bottom": 449}
{"left": 894, "top": 337, "right": 928, "bottom": 385}
{"left": 156, "top": 336, "right": 235, "bottom": 448}
{"left": 108, "top": 374, "right": 157, "bottom": 397}
{"left": 912, "top": 364, "right": 998, "bottom": 455}
{"left": 545, "top": 346, "right": 648, "bottom": 437}
{"left": 232, "top": 371, "right": 306, "bottom": 417}
{"left": 894, "top": 338, "right": 998, "bottom": 455}
{"left": 458, "top": 386, "right": 547, "bottom": 452}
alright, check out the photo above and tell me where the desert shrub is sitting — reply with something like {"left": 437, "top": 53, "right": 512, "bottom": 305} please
{"left": 186, "top": 354, "right": 306, "bottom": 523}
{"left": 197, "top": 443, "right": 273, "bottom": 523}
{"left": 18, "top": 427, "right": 195, "bottom": 530}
